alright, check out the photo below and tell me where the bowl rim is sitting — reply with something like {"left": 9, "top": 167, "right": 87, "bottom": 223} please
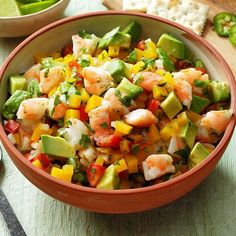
{"left": 0, "top": 0, "right": 68, "bottom": 20}
{"left": 0, "top": 10, "right": 236, "bottom": 196}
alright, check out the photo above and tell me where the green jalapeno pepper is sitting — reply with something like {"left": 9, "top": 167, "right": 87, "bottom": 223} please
{"left": 229, "top": 24, "right": 236, "bottom": 46}
{"left": 214, "top": 12, "right": 236, "bottom": 37}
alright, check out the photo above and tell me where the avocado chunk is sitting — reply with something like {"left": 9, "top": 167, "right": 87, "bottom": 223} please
{"left": 157, "top": 48, "right": 175, "bottom": 72}
{"left": 41, "top": 135, "right": 76, "bottom": 158}
{"left": 9, "top": 75, "right": 27, "bottom": 95}
{"left": 96, "top": 164, "right": 120, "bottom": 190}
{"left": 27, "top": 80, "right": 41, "bottom": 98}
{"left": 208, "top": 81, "right": 230, "bottom": 103}
{"left": 98, "top": 26, "right": 131, "bottom": 49}
{"left": 157, "top": 33, "right": 185, "bottom": 59}
{"left": 179, "top": 121, "right": 198, "bottom": 149}
{"left": 122, "top": 21, "right": 142, "bottom": 42}
{"left": 2, "top": 90, "right": 31, "bottom": 119}
{"left": 116, "top": 77, "right": 143, "bottom": 99}
{"left": 106, "top": 60, "right": 129, "bottom": 83}
{"left": 194, "top": 59, "right": 206, "bottom": 69}
{"left": 188, "top": 142, "right": 209, "bottom": 168}
{"left": 190, "top": 95, "right": 211, "bottom": 114}
{"left": 160, "top": 92, "right": 182, "bottom": 119}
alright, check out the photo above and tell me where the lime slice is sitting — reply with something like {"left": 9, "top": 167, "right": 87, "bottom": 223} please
{"left": 0, "top": 0, "right": 21, "bottom": 17}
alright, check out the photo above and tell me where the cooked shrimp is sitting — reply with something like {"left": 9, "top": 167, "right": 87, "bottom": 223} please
{"left": 167, "top": 136, "right": 185, "bottom": 155}
{"left": 200, "top": 110, "right": 232, "bottom": 133}
{"left": 142, "top": 154, "right": 175, "bottom": 181}
{"left": 83, "top": 66, "right": 113, "bottom": 95}
{"left": 196, "top": 126, "right": 221, "bottom": 144}
{"left": 102, "top": 88, "right": 130, "bottom": 118}
{"left": 39, "top": 66, "right": 65, "bottom": 94}
{"left": 17, "top": 98, "right": 49, "bottom": 121}
{"left": 24, "top": 64, "right": 41, "bottom": 82}
{"left": 133, "top": 72, "right": 163, "bottom": 91}
{"left": 88, "top": 105, "right": 110, "bottom": 138}
{"left": 174, "top": 78, "right": 192, "bottom": 108}
{"left": 124, "top": 109, "right": 157, "bottom": 127}
{"left": 72, "top": 34, "right": 99, "bottom": 58}
{"left": 173, "top": 68, "right": 208, "bottom": 85}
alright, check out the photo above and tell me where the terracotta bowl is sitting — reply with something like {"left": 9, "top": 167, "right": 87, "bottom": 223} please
{"left": 0, "top": 12, "right": 236, "bottom": 214}
{"left": 0, "top": 0, "right": 70, "bottom": 38}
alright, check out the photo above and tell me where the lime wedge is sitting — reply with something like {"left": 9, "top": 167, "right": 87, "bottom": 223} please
{"left": 0, "top": 0, "right": 21, "bottom": 17}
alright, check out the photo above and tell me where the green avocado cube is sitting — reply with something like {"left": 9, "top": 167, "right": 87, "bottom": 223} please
{"left": 157, "top": 33, "right": 185, "bottom": 59}
{"left": 116, "top": 77, "right": 143, "bottom": 99}
{"left": 106, "top": 60, "right": 129, "bottom": 83}
{"left": 2, "top": 90, "right": 31, "bottom": 119}
{"left": 179, "top": 122, "right": 198, "bottom": 149}
{"left": 160, "top": 92, "right": 182, "bottom": 119}
{"left": 41, "top": 135, "right": 76, "bottom": 159}
{"left": 96, "top": 164, "right": 120, "bottom": 190}
{"left": 122, "top": 21, "right": 142, "bottom": 42}
{"left": 188, "top": 142, "right": 209, "bottom": 169}
{"left": 190, "top": 95, "right": 211, "bottom": 114}
{"left": 157, "top": 48, "right": 175, "bottom": 72}
{"left": 9, "top": 75, "right": 26, "bottom": 95}
{"left": 208, "top": 81, "right": 230, "bottom": 103}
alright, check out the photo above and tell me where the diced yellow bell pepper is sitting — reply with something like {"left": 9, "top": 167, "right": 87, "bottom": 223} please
{"left": 107, "top": 153, "right": 124, "bottom": 165}
{"left": 51, "top": 167, "right": 65, "bottom": 180}
{"left": 119, "top": 139, "right": 130, "bottom": 153}
{"left": 156, "top": 69, "right": 166, "bottom": 76}
{"left": 114, "top": 159, "right": 128, "bottom": 173}
{"left": 186, "top": 110, "right": 202, "bottom": 123}
{"left": 98, "top": 50, "right": 110, "bottom": 62}
{"left": 31, "top": 123, "right": 53, "bottom": 142}
{"left": 114, "top": 121, "right": 133, "bottom": 135}
{"left": 177, "top": 112, "right": 189, "bottom": 126}
{"left": 163, "top": 72, "right": 175, "bottom": 86}
{"left": 148, "top": 124, "right": 161, "bottom": 144}
{"left": 54, "top": 57, "right": 64, "bottom": 62}
{"left": 143, "top": 47, "right": 158, "bottom": 59}
{"left": 68, "top": 94, "right": 81, "bottom": 109}
{"left": 125, "top": 155, "right": 138, "bottom": 173}
{"left": 95, "top": 156, "right": 105, "bottom": 166}
{"left": 32, "top": 159, "right": 43, "bottom": 169}
{"left": 108, "top": 45, "right": 120, "bottom": 58}
{"left": 64, "top": 54, "right": 75, "bottom": 64}
{"left": 85, "top": 95, "right": 103, "bottom": 113}
{"left": 66, "top": 76, "right": 76, "bottom": 83}
{"left": 134, "top": 48, "right": 144, "bottom": 60}
{"left": 160, "top": 119, "right": 179, "bottom": 141}
{"left": 131, "top": 61, "right": 145, "bottom": 74}
{"left": 64, "top": 109, "right": 80, "bottom": 123}
{"left": 153, "top": 85, "right": 168, "bottom": 100}
{"left": 119, "top": 179, "right": 133, "bottom": 189}
{"left": 62, "top": 164, "right": 74, "bottom": 182}
{"left": 80, "top": 88, "right": 90, "bottom": 102}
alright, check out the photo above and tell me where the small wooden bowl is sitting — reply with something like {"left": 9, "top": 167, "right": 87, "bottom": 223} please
{"left": 0, "top": 0, "right": 70, "bottom": 38}
{"left": 0, "top": 11, "right": 235, "bottom": 213}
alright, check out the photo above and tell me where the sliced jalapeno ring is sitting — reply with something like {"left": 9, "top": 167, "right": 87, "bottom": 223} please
{"left": 229, "top": 24, "right": 236, "bottom": 46}
{"left": 214, "top": 12, "right": 236, "bottom": 37}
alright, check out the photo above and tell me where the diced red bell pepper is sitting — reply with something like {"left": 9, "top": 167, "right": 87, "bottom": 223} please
{"left": 79, "top": 105, "right": 89, "bottom": 122}
{"left": 62, "top": 44, "right": 73, "bottom": 57}
{"left": 195, "top": 67, "right": 207, "bottom": 74}
{"left": 86, "top": 164, "right": 105, "bottom": 187}
{"left": 96, "top": 135, "right": 122, "bottom": 149}
{"left": 68, "top": 61, "right": 81, "bottom": 72}
{"left": 148, "top": 99, "right": 160, "bottom": 113}
{"left": 36, "top": 153, "right": 51, "bottom": 169}
{"left": 4, "top": 120, "right": 20, "bottom": 134}
{"left": 136, "top": 40, "right": 145, "bottom": 51}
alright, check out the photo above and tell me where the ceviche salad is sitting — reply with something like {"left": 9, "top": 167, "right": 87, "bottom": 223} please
{"left": 1, "top": 21, "right": 232, "bottom": 189}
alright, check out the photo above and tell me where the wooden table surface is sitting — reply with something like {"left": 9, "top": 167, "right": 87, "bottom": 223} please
{"left": 0, "top": 0, "right": 236, "bottom": 235}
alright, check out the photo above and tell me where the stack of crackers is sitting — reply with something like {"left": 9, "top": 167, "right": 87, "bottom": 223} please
{"left": 123, "top": 0, "right": 209, "bottom": 35}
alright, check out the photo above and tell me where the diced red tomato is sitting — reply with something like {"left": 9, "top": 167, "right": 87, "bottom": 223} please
{"left": 195, "top": 67, "right": 207, "bottom": 74}
{"left": 68, "top": 61, "right": 81, "bottom": 72}
{"left": 136, "top": 40, "right": 145, "bottom": 51}
{"left": 86, "top": 164, "right": 105, "bottom": 187}
{"left": 62, "top": 44, "right": 73, "bottom": 57}
{"left": 36, "top": 153, "right": 51, "bottom": 169}
{"left": 96, "top": 135, "right": 122, "bottom": 149}
{"left": 79, "top": 105, "right": 88, "bottom": 122}
{"left": 148, "top": 99, "right": 160, "bottom": 113}
{"left": 25, "top": 153, "right": 37, "bottom": 162}
{"left": 4, "top": 120, "right": 20, "bottom": 134}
